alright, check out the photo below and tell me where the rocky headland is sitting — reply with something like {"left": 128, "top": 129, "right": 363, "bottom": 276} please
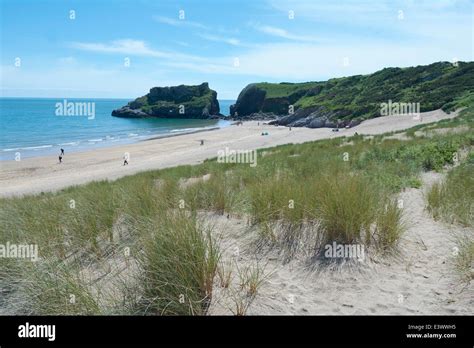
{"left": 112, "top": 82, "right": 220, "bottom": 119}
{"left": 229, "top": 61, "right": 473, "bottom": 128}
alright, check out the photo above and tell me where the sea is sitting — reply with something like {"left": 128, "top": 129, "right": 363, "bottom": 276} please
{"left": 0, "top": 98, "right": 235, "bottom": 160}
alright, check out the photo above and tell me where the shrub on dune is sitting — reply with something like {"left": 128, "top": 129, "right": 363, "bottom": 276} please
{"left": 137, "top": 211, "right": 219, "bottom": 315}
{"left": 316, "top": 173, "right": 379, "bottom": 246}
{"left": 375, "top": 198, "right": 406, "bottom": 249}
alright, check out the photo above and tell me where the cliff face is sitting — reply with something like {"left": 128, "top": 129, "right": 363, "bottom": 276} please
{"left": 112, "top": 83, "right": 220, "bottom": 119}
{"left": 230, "top": 61, "right": 474, "bottom": 128}
{"left": 229, "top": 82, "right": 315, "bottom": 118}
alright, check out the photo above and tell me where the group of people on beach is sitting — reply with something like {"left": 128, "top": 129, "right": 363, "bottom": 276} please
{"left": 58, "top": 147, "right": 131, "bottom": 166}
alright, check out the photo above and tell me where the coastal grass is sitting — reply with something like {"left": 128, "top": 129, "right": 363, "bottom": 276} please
{"left": 374, "top": 198, "right": 406, "bottom": 249}
{"left": 426, "top": 152, "right": 474, "bottom": 227}
{"left": 405, "top": 104, "right": 474, "bottom": 138}
{"left": 1, "top": 106, "right": 473, "bottom": 314}
{"left": 20, "top": 258, "right": 102, "bottom": 315}
{"left": 453, "top": 236, "right": 474, "bottom": 282}
{"left": 216, "top": 260, "right": 233, "bottom": 289}
{"left": 425, "top": 146, "right": 473, "bottom": 282}
{"left": 183, "top": 171, "right": 242, "bottom": 214}
{"left": 136, "top": 210, "right": 219, "bottom": 315}
{"left": 237, "top": 262, "right": 268, "bottom": 296}
{"left": 226, "top": 261, "right": 268, "bottom": 316}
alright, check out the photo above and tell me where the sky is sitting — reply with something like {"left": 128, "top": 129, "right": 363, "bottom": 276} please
{"left": 0, "top": 0, "right": 472, "bottom": 99}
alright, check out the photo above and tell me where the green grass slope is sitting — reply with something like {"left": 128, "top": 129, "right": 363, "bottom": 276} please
{"left": 232, "top": 61, "right": 474, "bottom": 121}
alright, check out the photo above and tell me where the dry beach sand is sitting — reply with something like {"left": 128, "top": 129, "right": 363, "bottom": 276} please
{"left": 0, "top": 109, "right": 459, "bottom": 197}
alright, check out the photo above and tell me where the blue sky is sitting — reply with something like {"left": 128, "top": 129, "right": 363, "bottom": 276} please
{"left": 1, "top": 0, "right": 472, "bottom": 99}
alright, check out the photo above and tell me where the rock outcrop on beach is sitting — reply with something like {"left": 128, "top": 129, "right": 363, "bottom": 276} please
{"left": 112, "top": 82, "right": 220, "bottom": 119}
{"left": 268, "top": 106, "right": 362, "bottom": 128}
{"left": 230, "top": 61, "right": 474, "bottom": 128}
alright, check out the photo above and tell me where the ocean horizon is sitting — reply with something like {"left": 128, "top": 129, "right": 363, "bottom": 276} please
{"left": 0, "top": 97, "right": 234, "bottom": 160}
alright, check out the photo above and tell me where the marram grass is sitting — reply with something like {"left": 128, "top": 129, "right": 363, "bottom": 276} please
{"left": 0, "top": 106, "right": 472, "bottom": 314}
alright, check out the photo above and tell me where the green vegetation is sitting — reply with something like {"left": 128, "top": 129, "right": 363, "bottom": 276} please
{"left": 1, "top": 107, "right": 473, "bottom": 314}
{"left": 453, "top": 235, "right": 474, "bottom": 282}
{"left": 254, "top": 82, "right": 321, "bottom": 98}
{"left": 426, "top": 152, "right": 474, "bottom": 282}
{"left": 137, "top": 211, "right": 219, "bottom": 315}
{"left": 427, "top": 153, "right": 474, "bottom": 227}
{"left": 21, "top": 260, "right": 102, "bottom": 315}
{"left": 402, "top": 105, "right": 474, "bottom": 138}
{"left": 423, "top": 112, "right": 473, "bottom": 281}
{"left": 114, "top": 82, "right": 220, "bottom": 118}
{"left": 245, "top": 62, "right": 474, "bottom": 119}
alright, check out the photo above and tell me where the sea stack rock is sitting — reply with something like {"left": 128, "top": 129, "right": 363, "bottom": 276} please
{"left": 112, "top": 82, "right": 220, "bottom": 119}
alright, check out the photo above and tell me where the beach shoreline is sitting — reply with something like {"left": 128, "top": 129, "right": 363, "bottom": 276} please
{"left": 0, "top": 109, "right": 459, "bottom": 197}
{"left": 0, "top": 116, "right": 230, "bottom": 161}
{"left": 143, "top": 126, "right": 221, "bottom": 141}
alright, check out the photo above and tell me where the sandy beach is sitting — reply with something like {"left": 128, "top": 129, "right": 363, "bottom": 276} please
{"left": 0, "top": 109, "right": 459, "bottom": 197}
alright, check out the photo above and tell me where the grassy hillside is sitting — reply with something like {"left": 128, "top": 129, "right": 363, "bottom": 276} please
{"left": 254, "top": 82, "right": 321, "bottom": 98}
{"left": 233, "top": 61, "right": 474, "bottom": 121}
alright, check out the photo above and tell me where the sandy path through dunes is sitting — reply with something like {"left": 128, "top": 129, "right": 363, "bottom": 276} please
{"left": 0, "top": 109, "right": 459, "bottom": 197}
{"left": 209, "top": 172, "right": 472, "bottom": 315}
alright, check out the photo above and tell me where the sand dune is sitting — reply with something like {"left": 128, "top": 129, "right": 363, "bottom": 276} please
{"left": 208, "top": 172, "right": 472, "bottom": 315}
{"left": 0, "top": 109, "right": 459, "bottom": 197}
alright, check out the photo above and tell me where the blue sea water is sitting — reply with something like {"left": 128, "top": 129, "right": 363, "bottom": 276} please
{"left": 0, "top": 98, "right": 235, "bottom": 160}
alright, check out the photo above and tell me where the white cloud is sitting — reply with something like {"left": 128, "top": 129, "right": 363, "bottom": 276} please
{"left": 70, "top": 39, "right": 170, "bottom": 58}
{"left": 162, "top": 36, "right": 471, "bottom": 82}
{"left": 198, "top": 33, "right": 241, "bottom": 46}
{"left": 69, "top": 39, "right": 207, "bottom": 62}
{"left": 153, "top": 15, "right": 208, "bottom": 29}
{"left": 267, "top": 0, "right": 473, "bottom": 42}
{"left": 253, "top": 24, "right": 319, "bottom": 42}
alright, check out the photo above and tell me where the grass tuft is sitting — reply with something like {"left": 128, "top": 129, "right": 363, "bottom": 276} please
{"left": 137, "top": 211, "right": 219, "bottom": 315}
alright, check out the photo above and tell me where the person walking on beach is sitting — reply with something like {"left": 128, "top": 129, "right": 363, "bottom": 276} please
{"left": 58, "top": 154, "right": 63, "bottom": 163}
{"left": 60, "top": 148, "right": 64, "bottom": 156}
{"left": 123, "top": 155, "right": 129, "bottom": 166}
{"left": 200, "top": 139, "right": 204, "bottom": 146}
